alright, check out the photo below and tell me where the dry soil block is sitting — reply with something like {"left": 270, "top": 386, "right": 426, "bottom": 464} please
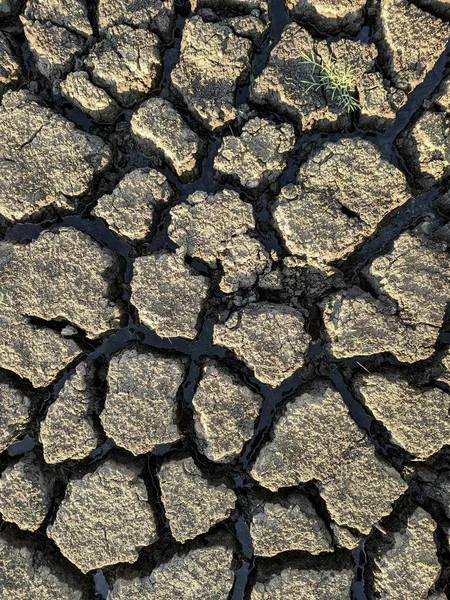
{"left": 39, "top": 362, "right": 98, "bottom": 464}
{"left": 251, "top": 565, "right": 353, "bottom": 600}
{"left": 131, "top": 249, "right": 209, "bottom": 339}
{"left": 251, "top": 381, "right": 407, "bottom": 535}
{"left": 250, "top": 491, "right": 333, "bottom": 557}
{"left": 0, "top": 227, "right": 123, "bottom": 338}
{"left": 61, "top": 71, "right": 121, "bottom": 123}
{"left": 273, "top": 138, "right": 410, "bottom": 269}
{"left": 286, "top": 0, "right": 366, "bottom": 34}
{"left": 0, "top": 90, "right": 111, "bottom": 222}
{"left": 21, "top": 18, "right": 86, "bottom": 80}
{"left": 369, "top": 232, "right": 450, "bottom": 330}
{"left": 92, "top": 168, "right": 174, "bottom": 241}
{"left": 322, "top": 286, "right": 438, "bottom": 363}
{"left": 169, "top": 189, "right": 269, "bottom": 293}
{"left": 131, "top": 98, "right": 205, "bottom": 182}
{"left": 396, "top": 110, "right": 450, "bottom": 190}
{"left": 0, "top": 532, "right": 86, "bottom": 600}
{"left": 379, "top": 0, "right": 450, "bottom": 94}
{"left": 0, "top": 32, "right": 21, "bottom": 97}
{"left": 0, "top": 452, "right": 52, "bottom": 531}
{"left": 213, "top": 302, "right": 311, "bottom": 387}
{"left": 23, "top": 0, "right": 92, "bottom": 36}
{"left": 192, "top": 360, "right": 262, "bottom": 462}
{"left": 0, "top": 303, "right": 82, "bottom": 388}
{"left": 325, "top": 231, "right": 450, "bottom": 361}
{"left": 0, "top": 377, "right": 31, "bottom": 452}
{"left": 158, "top": 456, "right": 236, "bottom": 542}
{"left": 171, "top": 16, "right": 252, "bottom": 131}
{"left": 109, "top": 545, "right": 234, "bottom": 600}
{"left": 86, "top": 25, "right": 161, "bottom": 106}
{"left": 250, "top": 24, "right": 346, "bottom": 132}
{"left": 353, "top": 371, "right": 450, "bottom": 459}
{"left": 47, "top": 459, "right": 158, "bottom": 573}
{"left": 100, "top": 347, "right": 186, "bottom": 455}
{"left": 214, "top": 117, "right": 295, "bottom": 190}
{"left": 367, "top": 507, "right": 441, "bottom": 599}
{"left": 97, "top": 0, "right": 175, "bottom": 42}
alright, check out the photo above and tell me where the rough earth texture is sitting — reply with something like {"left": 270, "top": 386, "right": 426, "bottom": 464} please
{"left": 131, "top": 249, "right": 209, "bottom": 339}
{"left": 251, "top": 565, "right": 354, "bottom": 600}
{"left": 322, "top": 286, "right": 438, "bottom": 362}
{"left": 85, "top": 25, "right": 162, "bottom": 106}
{"left": 168, "top": 189, "right": 269, "bottom": 292}
{"left": 131, "top": 98, "right": 204, "bottom": 181}
{"left": 0, "top": 227, "right": 122, "bottom": 338}
{"left": 367, "top": 507, "right": 441, "bottom": 599}
{"left": 47, "top": 460, "right": 158, "bottom": 573}
{"left": 0, "top": 533, "right": 86, "bottom": 600}
{"left": 213, "top": 302, "right": 311, "bottom": 387}
{"left": 158, "top": 456, "right": 236, "bottom": 542}
{"left": 39, "top": 362, "right": 98, "bottom": 464}
{"left": 250, "top": 491, "right": 333, "bottom": 556}
{"left": 286, "top": 0, "right": 366, "bottom": 34}
{"left": 273, "top": 138, "right": 410, "bottom": 268}
{"left": 214, "top": 117, "right": 295, "bottom": 190}
{"left": 171, "top": 16, "right": 252, "bottom": 131}
{"left": 192, "top": 360, "right": 262, "bottom": 462}
{"left": 2, "top": 0, "right": 450, "bottom": 596}
{"left": 60, "top": 71, "right": 121, "bottom": 123}
{"left": 109, "top": 545, "right": 234, "bottom": 600}
{"left": 92, "top": 168, "right": 174, "bottom": 241}
{"left": 0, "top": 90, "right": 111, "bottom": 222}
{"left": 251, "top": 381, "right": 407, "bottom": 535}
{"left": 0, "top": 452, "right": 52, "bottom": 531}
{"left": 100, "top": 347, "right": 186, "bottom": 455}
{"left": 0, "top": 378, "right": 31, "bottom": 452}
{"left": 353, "top": 371, "right": 450, "bottom": 458}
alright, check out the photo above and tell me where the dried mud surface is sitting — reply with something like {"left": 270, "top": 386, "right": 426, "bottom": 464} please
{"left": 1, "top": 0, "right": 450, "bottom": 598}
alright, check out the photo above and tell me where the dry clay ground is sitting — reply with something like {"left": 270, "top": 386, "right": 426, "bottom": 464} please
{"left": 1, "top": 0, "right": 450, "bottom": 598}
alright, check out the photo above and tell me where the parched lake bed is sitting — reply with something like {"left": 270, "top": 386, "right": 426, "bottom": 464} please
{"left": 0, "top": 0, "right": 450, "bottom": 598}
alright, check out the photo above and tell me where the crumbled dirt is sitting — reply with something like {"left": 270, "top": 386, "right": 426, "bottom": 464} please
{"left": 2, "top": 0, "right": 450, "bottom": 596}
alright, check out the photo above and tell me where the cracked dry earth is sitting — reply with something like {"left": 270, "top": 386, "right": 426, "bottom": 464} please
{"left": 2, "top": 0, "right": 450, "bottom": 600}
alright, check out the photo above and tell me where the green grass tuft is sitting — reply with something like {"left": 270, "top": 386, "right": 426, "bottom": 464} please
{"left": 300, "top": 52, "right": 360, "bottom": 113}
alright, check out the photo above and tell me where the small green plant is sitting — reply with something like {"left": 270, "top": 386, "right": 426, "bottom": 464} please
{"left": 299, "top": 52, "right": 360, "bottom": 113}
